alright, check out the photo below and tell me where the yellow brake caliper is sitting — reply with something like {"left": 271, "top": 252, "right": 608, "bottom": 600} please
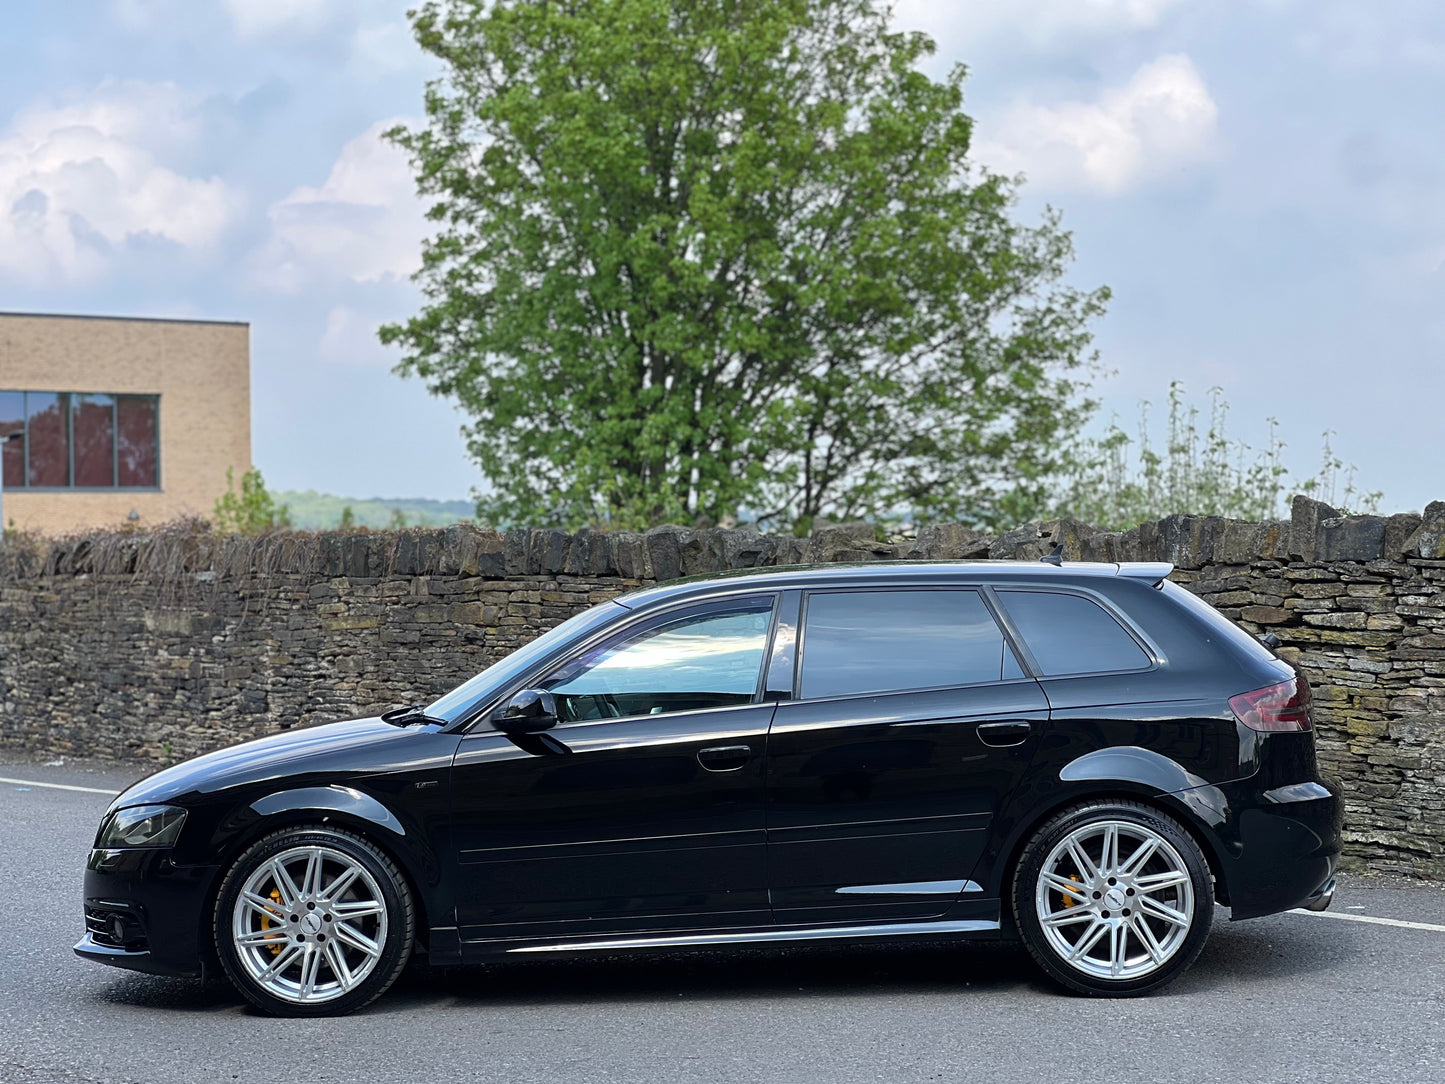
{"left": 1062, "top": 876, "right": 1081, "bottom": 908}
{"left": 261, "top": 888, "right": 284, "bottom": 954}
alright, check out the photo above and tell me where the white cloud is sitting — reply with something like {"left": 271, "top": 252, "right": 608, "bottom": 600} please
{"left": 976, "top": 54, "right": 1219, "bottom": 194}
{"left": 896, "top": 0, "right": 1187, "bottom": 47}
{"left": 221, "top": 0, "right": 333, "bottom": 40}
{"left": 0, "top": 82, "right": 244, "bottom": 282}
{"left": 350, "top": 20, "right": 423, "bottom": 76}
{"left": 319, "top": 305, "right": 394, "bottom": 366}
{"left": 255, "top": 118, "right": 426, "bottom": 290}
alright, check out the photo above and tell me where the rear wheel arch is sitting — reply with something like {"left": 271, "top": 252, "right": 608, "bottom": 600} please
{"left": 1010, "top": 797, "right": 1215, "bottom": 995}
{"left": 996, "top": 786, "right": 1232, "bottom": 917}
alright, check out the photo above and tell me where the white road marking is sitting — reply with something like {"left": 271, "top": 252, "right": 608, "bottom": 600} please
{"left": 0, "top": 776, "right": 119, "bottom": 796}
{"left": 1290, "top": 908, "right": 1445, "bottom": 933}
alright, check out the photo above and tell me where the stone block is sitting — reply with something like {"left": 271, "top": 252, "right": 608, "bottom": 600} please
{"left": 808, "top": 522, "right": 880, "bottom": 564}
{"left": 908, "top": 523, "right": 986, "bottom": 560}
{"left": 612, "top": 533, "right": 646, "bottom": 578}
{"left": 1041, "top": 518, "right": 1100, "bottom": 561}
{"left": 504, "top": 529, "right": 531, "bottom": 576}
{"left": 723, "top": 528, "right": 774, "bottom": 569}
{"left": 1079, "top": 532, "right": 1119, "bottom": 563}
{"left": 541, "top": 529, "right": 569, "bottom": 574}
{"left": 1291, "top": 495, "right": 1343, "bottom": 561}
{"left": 1403, "top": 501, "right": 1445, "bottom": 559}
{"left": 1302, "top": 611, "right": 1371, "bottom": 629}
{"left": 1318, "top": 515, "right": 1386, "bottom": 562}
{"left": 989, "top": 522, "right": 1045, "bottom": 561}
{"left": 644, "top": 525, "right": 693, "bottom": 582}
{"left": 1384, "top": 513, "right": 1423, "bottom": 560}
{"left": 1240, "top": 605, "right": 1290, "bottom": 625}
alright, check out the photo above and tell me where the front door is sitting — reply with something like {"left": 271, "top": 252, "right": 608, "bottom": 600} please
{"left": 450, "top": 596, "right": 778, "bottom": 942}
{"left": 766, "top": 587, "right": 1049, "bottom": 924}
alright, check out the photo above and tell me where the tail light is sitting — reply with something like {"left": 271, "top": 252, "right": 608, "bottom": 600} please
{"left": 1229, "top": 675, "right": 1312, "bottom": 732}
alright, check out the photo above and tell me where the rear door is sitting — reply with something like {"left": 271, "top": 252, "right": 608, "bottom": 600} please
{"left": 765, "top": 587, "right": 1050, "bottom": 924}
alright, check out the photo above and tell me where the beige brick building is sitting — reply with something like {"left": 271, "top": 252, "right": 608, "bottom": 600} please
{"left": 0, "top": 312, "right": 250, "bottom": 534}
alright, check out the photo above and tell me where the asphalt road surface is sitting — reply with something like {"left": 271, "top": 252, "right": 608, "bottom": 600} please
{"left": 4, "top": 759, "right": 1445, "bottom": 1084}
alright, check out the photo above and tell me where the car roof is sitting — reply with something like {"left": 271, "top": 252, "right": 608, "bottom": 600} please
{"left": 613, "top": 560, "right": 1175, "bottom": 610}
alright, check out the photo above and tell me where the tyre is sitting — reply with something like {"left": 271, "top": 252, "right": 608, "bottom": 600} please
{"left": 213, "top": 825, "right": 415, "bottom": 1017}
{"left": 1012, "top": 800, "right": 1213, "bottom": 997}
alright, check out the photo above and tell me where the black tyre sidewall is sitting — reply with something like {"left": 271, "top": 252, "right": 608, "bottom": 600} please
{"left": 1012, "top": 801, "right": 1214, "bottom": 997}
{"left": 214, "top": 826, "right": 414, "bottom": 1017}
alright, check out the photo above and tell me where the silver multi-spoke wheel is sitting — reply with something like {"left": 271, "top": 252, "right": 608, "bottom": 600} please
{"left": 1034, "top": 819, "right": 1195, "bottom": 981}
{"left": 230, "top": 844, "right": 389, "bottom": 1005}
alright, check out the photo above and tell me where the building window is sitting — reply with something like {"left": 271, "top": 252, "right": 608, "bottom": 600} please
{"left": 0, "top": 391, "right": 159, "bottom": 490}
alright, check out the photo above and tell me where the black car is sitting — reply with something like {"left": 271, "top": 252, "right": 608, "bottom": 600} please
{"left": 77, "top": 560, "right": 1341, "bottom": 1015}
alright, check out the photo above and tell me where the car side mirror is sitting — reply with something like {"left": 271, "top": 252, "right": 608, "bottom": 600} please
{"left": 496, "top": 689, "right": 559, "bottom": 734}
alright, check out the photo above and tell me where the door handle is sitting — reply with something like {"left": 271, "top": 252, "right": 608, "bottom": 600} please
{"left": 697, "top": 744, "right": 752, "bottom": 772}
{"left": 976, "top": 721, "right": 1033, "bottom": 748}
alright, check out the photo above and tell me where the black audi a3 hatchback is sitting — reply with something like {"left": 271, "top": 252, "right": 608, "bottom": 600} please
{"left": 77, "top": 560, "right": 1342, "bottom": 1015}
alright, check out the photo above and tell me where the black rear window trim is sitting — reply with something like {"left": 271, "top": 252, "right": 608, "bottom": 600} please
{"left": 988, "top": 583, "right": 1165, "bottom": 680}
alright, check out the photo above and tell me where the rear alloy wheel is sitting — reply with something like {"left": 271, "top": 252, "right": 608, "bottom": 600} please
{"left": 214, "top": 826, "right": 414, "bottom": 1016}
{"left": 1013, "top": 801, "right": 1213, "bottom": 996}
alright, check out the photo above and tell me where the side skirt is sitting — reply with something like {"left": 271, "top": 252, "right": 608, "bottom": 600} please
{"left": 502, "top": 918, "right": 1000, "bottom": 955}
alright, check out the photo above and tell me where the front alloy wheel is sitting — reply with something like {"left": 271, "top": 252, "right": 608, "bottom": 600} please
{"left": 214, "top": 826, "right": 414, "bottom": 1016}
{"left": 1014, "top": 800, "right": 1213, "bottom": 996}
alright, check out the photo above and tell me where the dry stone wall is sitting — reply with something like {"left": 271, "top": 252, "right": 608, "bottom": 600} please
{"left": 3, "top": 495, "right": 1445, "bottom": 877}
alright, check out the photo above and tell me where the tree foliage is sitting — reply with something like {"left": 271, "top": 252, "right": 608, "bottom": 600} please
{"left": 212, "top": 468, "right": 293, "bottom": 535}
{"left": 385, "top": 0, "right": 1108, "bottom": 531}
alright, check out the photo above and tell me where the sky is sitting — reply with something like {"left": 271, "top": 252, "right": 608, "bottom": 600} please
{"left": 0, "top": 0, "right": 1441, "bottom": 511}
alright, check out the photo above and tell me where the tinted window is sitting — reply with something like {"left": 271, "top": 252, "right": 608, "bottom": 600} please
{"left": 544, "top": 601, "right": 773, "bottom": 721}
{"left": 0, "top": 392, "right": 21, "bottom": 488}
{"left": 799, "top": 589, "right": 1007, "bottom": 699}
{"left": 1000, "top": 590, "right": 1150, "bottom": 676}
{"left": 0, "top": 390, "right": 159, "bottom": 489}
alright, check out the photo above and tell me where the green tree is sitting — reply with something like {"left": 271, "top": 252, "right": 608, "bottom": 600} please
{"left": 339, "top": 505, "right": 357, "bottom": 530}
{"left": 212, "top": 467, "right": 293, "bottom": 535}
{"left": 388, "top": 508, "right": 409, "bottom": 529}
{"left": 384, "top": 0, "right": 1107, "bottom": 531}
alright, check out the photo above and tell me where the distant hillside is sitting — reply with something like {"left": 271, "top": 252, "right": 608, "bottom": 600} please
{"left": 274, "top": 490, "right": 476, "bottom": 530}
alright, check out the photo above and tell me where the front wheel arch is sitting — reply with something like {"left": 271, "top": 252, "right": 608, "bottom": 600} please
{"left": 196, "top": 809, "right": 433, "bottom": 979}
{"left": 211, "top": 823, "right": 417, "bottom": 1015}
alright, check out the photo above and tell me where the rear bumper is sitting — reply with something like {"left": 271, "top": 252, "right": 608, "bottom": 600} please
{"left": 1178, "top": 776, "right": 1343, "bottom": 921}
{"left": 77, "top": 848, "right": 219, "bottom": 979}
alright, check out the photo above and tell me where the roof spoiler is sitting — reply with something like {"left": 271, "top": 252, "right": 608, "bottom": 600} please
{"left": 1117, "top": 562, "right": 1174, "bottom": 586}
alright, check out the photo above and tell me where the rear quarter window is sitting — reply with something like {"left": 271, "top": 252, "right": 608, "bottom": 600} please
{"left": 999, "top": 590, "right": 1151, "bottom": 677}
{"left": 1157, "top": 579, "right": 1280, "bottom": 667}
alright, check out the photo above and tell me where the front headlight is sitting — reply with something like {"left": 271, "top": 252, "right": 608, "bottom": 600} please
{"left": 96, "top": 805, "right": 188, "bottom": 849}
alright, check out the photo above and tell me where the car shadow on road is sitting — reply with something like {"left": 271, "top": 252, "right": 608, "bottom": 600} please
{"left": 85, "top": 913, "right": 1353, "bottom": 1015}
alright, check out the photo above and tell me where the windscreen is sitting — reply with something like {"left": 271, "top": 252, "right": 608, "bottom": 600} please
{"left": 425, "top": 601, "right": 627, "bottom": 723}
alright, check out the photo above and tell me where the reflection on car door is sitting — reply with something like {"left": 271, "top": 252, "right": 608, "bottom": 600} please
{"left": 449, "top": 596, "right": 778, "bottom": 941}
{"left": 765, "top": 588, "right": 1049, "bottom": 924}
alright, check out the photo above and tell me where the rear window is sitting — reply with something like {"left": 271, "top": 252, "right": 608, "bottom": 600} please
{"left": 999, "top": 590, "right": 1150, "bottom": 677}
{"left": 799, "top": 589, "right": 1009, "bottom": 699}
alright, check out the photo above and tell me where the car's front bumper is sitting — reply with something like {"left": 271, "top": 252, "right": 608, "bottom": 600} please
{"left": 75, "top": 847, "right": 219, "bottom": 979}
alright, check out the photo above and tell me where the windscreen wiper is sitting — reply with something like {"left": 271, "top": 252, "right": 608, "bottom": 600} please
{"left": 380, "top": 703, "right": 442, "bottom": 726}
